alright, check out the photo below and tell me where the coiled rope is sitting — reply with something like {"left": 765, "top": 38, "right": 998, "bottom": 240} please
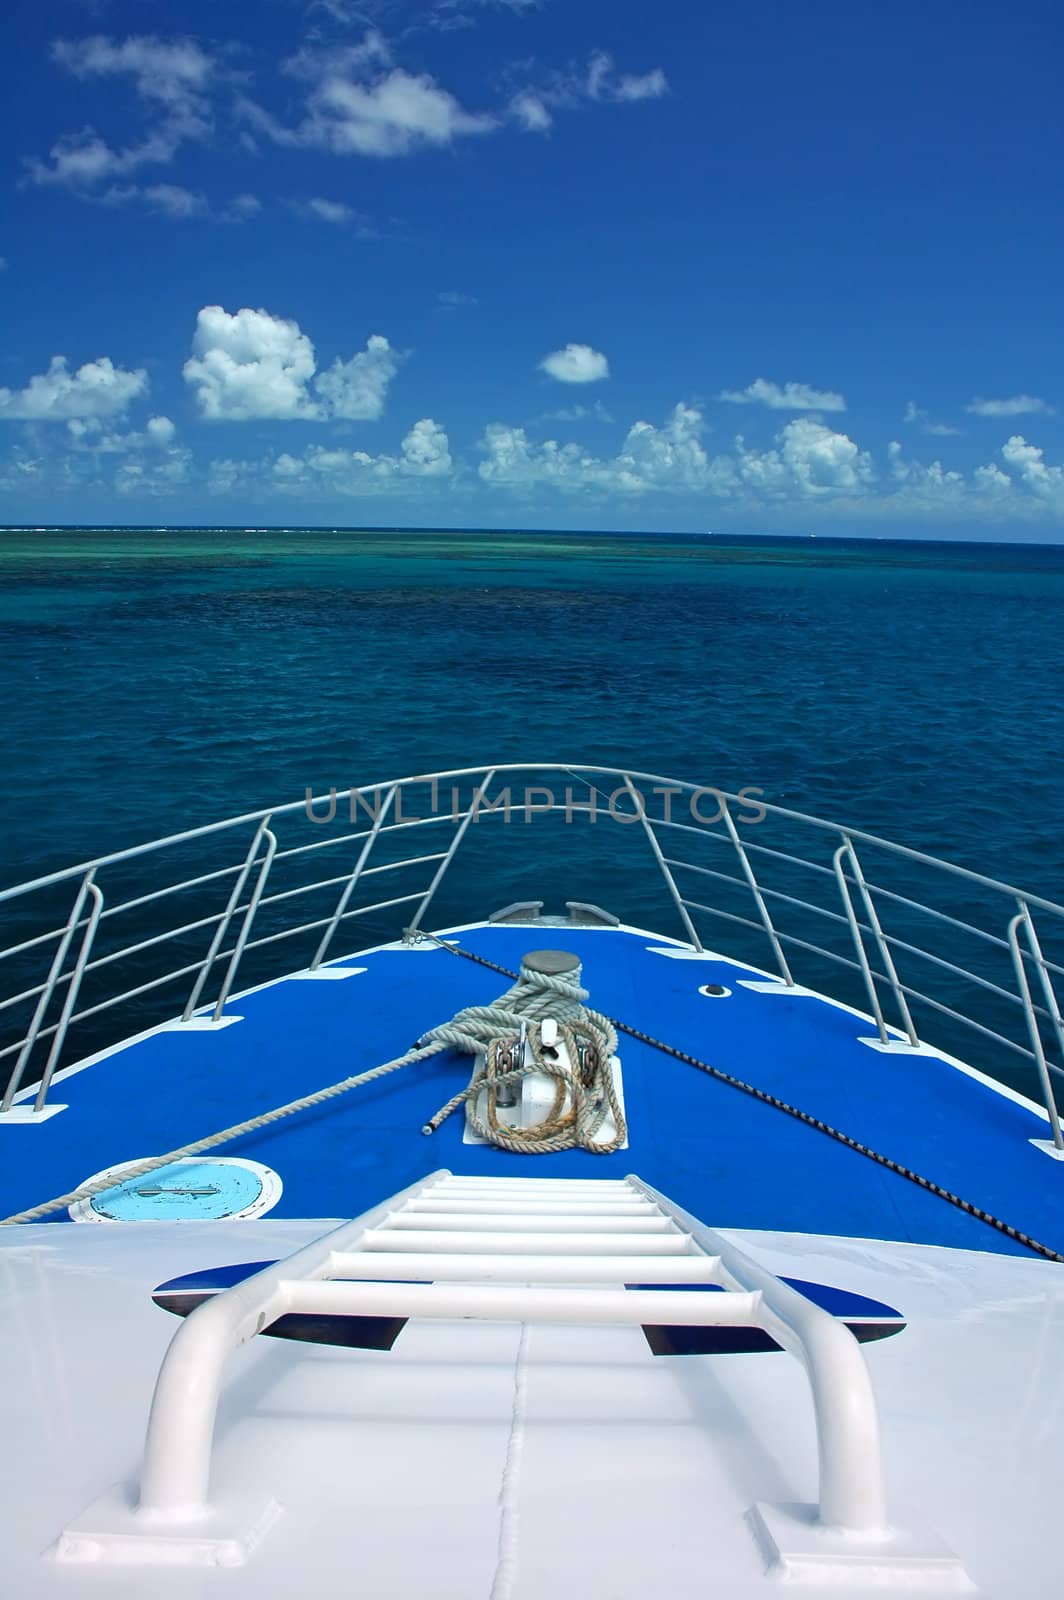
{"left": 421, "top": 956, "right": 624, "bottom": 1154}
{"left": 415, "top": 932, "right": 1064, "bottom": 1266}
{"left": 0, "top": 954, "right": 620, "bottom": 1226}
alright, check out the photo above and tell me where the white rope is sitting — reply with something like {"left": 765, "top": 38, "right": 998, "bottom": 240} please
{"left": 419, "top": 949, "right": 625, "bottom": 1155}
{"left": 1, "top": 950, "right": 622, "bottom": 1226}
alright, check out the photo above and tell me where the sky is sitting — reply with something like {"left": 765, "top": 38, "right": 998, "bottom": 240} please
{"left": 2, "top": 0, "right": 1064, "bottom": 537}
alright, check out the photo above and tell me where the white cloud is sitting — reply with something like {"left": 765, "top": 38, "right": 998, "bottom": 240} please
{"left": 30, "top": 35, "right": 217, "bottom": 191}
{"left": 720, "top": 378, "right": 846, "bottom": 412}
{"left": 184, "top": 306, "right": 320, "bottom": 420}
{"left": 966, "top": 395, "right": 1055, "bottom": 417}
{"left": 183, "top": 306, "right": 402, "bottom": 422}
{"left": 437, "top": 289, "right": 478, "bottom": 309}
{"left": 586, "top": 51, "right": 668, "bottom": 103}
{"left": 539, "top": 343, "right": 609, "bottom": 384}
{"left": 315, "top": 334, "right": 400, "bottom": 419}
{"left": 478, "top": 407, "right": 872, "bottom": 501}
{"left": 903, "top": 401, "right": 962, "bottom": 437}
{"left": 509, "top": 91, "right": 553, "bottom": 131}
{"left": 209, "top": 418, "right": 453, "bottom": 495}
{"left": 300, "top": 196, "right": 354, "bottom": 223}
{"left": 1001, "top": 434, "right": 1064, "bottom": 504}
{"left": 734, "top": 418, "right": 873, "bottom": 497}
{"left": 51, "top": 35, "right": 215, "bottom": 114}
{"left": 146, "top": 415, "right": 177, "bottom": 445}
{"left": 66, "top": 414, "right": 177, "bottom": 453}
{"left": 539, "top": 401, "right": 614, "bottom": 423}
{"left": 509, "top": 49, "right": 667, "bottom": 133}
{"left": 0, "top": 356, "right": 148, "bottom": 421}
{"left": 480, "top": 404, "right": 717, "bottom": 495}
{"left": 241, "top": 35, "right": 496, "bottom": 158}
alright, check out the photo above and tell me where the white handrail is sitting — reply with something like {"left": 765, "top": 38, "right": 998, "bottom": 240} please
{"left": 628, "top": 1177, "right": 887, "bottom": 1533}
{"left": 135, "top": 1170, "right": 886, "bottom": 1538}
{"left": 2, "top": 761, "right": 1062, "bottom": 1139}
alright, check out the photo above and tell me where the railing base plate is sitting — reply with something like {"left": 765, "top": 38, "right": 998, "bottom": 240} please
{"left": 1029, "top": 1137, "right": 1064, "bottom": 1162}
{"left": 52, "top": 1485, "right": 281, "bottom": 1568}
{"left": 165, "top": 1016, "right": 243, "bottom": 1032}
{"left": 289, "top": 967, "right": 365, "bottom": 980}
{"left": 750, "top": 1503, "right": 972, "bottom": 1590}
{"left": 0, "top": 1104, "right": 68, "bottom": 1124}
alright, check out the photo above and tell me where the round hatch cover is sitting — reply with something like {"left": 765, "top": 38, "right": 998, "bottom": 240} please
{"left": 68, "top": 1157, "right": 282, "bottom": 1223}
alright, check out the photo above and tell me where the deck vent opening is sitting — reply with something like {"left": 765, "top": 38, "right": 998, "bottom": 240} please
{"left": 699, "top": 983, "right": 731, "bottom": 998}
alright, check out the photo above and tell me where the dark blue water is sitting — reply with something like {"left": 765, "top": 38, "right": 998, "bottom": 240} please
{"left": 2, "top": 527, "right": 1062, "bottom": 1103}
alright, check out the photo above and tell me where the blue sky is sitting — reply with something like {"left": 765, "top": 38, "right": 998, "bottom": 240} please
{"left": 3, "top": 0, "right": 1064, "bottom": 536}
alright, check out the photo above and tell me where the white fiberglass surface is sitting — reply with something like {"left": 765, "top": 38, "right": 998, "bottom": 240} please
{"left": 1, "top": 1216, "right": 1063, "bottom": 1597}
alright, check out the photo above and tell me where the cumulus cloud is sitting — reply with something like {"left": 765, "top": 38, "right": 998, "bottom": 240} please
{"left": 719, "top": 378, "right": 846, "bottom": 412}
{"left": 1001, "top": 434, "right": 1064, "bottom": 504}
{"left": 210, "top": 418, "right": 453, "bottom": 495}
{"left": 184, "top": 306, "right": 320, "bottom": 420}
{"left": 65, "top": 414, "right": 177, "bottom": 453}
{"left": 315, "top": 334, "right": 400, "bottom": 420}
{"left": 0, "top": 356, "right": 148, "bottom": 421}
{"left": 183, "top": 305, "right": 402, "bottom": 422}
{"left": 478, "top": 406, "right": 873, "bottom": 501}
{"left": 480, "top": 404, "right": 716, "bottom": 495}
{"left": 539, "top": 343, "right": 609, "bottom": 384}
{"left": 966, "top": 395, "right": 1056, "bottom": 417}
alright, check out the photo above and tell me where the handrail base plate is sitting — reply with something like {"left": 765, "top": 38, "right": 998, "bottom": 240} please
{"left": 53, "top": 1483, "right": 281, "bottom": 1568}
{"left": 750, "top": 1502, "right": 973, "bottom": 1590}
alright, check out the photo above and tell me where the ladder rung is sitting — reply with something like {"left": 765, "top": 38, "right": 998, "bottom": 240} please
{"left": 283, "top": 1280, "right": 761, "bottom": 1325}
{"left": 386, "top": 1212, "right": 674, "bottom": 1233}
{"left": 407, "top": 1198, "right": 653, "bottom": 1216}
{"left": 440, "top": 1175, "right": 630, "bottom": 1185}
{"left": 361, "top": 1229, "right": 693, "bottom": 1255}
{"left": 328, "top": 1251, "right": 722, "bottom": 1284}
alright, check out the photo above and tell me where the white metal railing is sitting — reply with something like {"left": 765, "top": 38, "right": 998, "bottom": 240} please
{"left": 125, "top": 1171, "right": 885, "bottom": 1547}
{"left": 1, "top": 762, "right": 1063, "bottom": 1152}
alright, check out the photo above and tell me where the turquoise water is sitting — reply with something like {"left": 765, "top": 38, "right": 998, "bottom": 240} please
{"left": 1, "top": 527, "right": 1063, "bottom": 1096}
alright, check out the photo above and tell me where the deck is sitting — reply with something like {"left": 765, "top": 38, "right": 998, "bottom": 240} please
{"left": 3, "top": 921, "right": 1062, "bottom": 1257}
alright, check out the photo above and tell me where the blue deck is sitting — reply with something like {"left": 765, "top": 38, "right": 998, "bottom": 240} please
{"left": 3, "top": 924, "right": 1063, "bottom": 1258}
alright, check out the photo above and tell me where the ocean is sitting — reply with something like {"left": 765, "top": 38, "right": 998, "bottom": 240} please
{"left": 2, "top": 526, "right": 1063, "bottom": 1101}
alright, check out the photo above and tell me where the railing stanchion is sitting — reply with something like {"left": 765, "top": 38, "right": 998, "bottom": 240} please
{"left": 1, "top": 871, "right": 99, "bottom": 1113}
{"left": 1009, "top": 904, "right": 1064, "bottom": 1151}
{"left": 719, "top": 800, "right": 793, "bottom": 984}
{"left": 310, "top": 786, "right": 397, "bottom": 970}
{"left": 407, "top": 770, "right": 496, "bottom": 934}
{"left": 211, "top": 829, "right": 278, "bottom": 1021}
{"left": 182, "top": 819, "right": 272, "bottom": 1022}
{"left": 834, "top": 841, "right": 890, "bottom": 1045}
{"left": 622, "top": 774, "right": 702, "bottom": 951}
{"left": 841, "top": 839, "right": 919, "bottom": 1047}
{"left": 33, "top": 883, "right": 104, "bottom": 1112}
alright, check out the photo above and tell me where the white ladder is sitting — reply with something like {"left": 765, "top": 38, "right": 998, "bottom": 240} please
{"left": 135, "top": 1171, "right": 885, "bottom": 1529}
{"left": 62, "top": 1170, "right": 962, "bottom": 1582}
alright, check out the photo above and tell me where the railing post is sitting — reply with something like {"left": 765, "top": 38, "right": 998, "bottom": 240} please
{"left": 621, "top": 773, "right": 702, "bottom": 951}
{"left": 182, "top": 819, "right": 272, "bottom": 1022}
{"left": 839, "top": 839, "right": 919, "bottom": 1047}
{"left": 407, "top": 770, "right": 496, "bottom": 934}
{"left": 33, "top": 883, "right": 104, "bottom": 1112}
{"left": 718, "top": 799, "right": 794, "bottom": 984}
{"left": 211, "top": 829, "right": 277, "bottom": 1020}
{"left": 1, "top": 870, "right": 99, "bottom": 1113}
{"left": 310, "top": 785, "right": 397, "bottom": 970}
{"left": 1009, "top": 904, "right": 1064, "bottom": 1152}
